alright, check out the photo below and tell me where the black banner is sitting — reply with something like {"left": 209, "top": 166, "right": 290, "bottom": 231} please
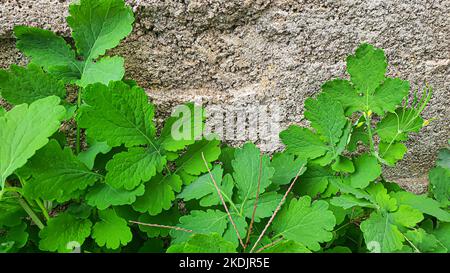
{"left": 1, "top": 253, "right": 446, "bottom": 272}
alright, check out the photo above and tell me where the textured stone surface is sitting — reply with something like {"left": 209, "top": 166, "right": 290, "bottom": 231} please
{"left": 1, "top": 0, "right": 449, "bottom": 186}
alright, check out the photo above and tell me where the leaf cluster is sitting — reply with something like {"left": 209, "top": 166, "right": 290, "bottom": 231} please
{"left": 0, "top": 0, "right": 448, "bottom": 254}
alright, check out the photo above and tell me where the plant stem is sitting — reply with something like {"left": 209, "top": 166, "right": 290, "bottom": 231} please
{"left": 18, "top": 198, "right": 44, "bottom": 229}
{"left": 364, "top": 112, "right": 375, "bottom": 154}
{"left": 364, "top": 112, "right": 387, "bottom": 164}
{"left": 220, "top": 190, "right": 240, "bottom": 216}
{"left": 244, "top": 153, "right": 263, "bottom": 250}
{"left": 35, "top": 199, "right": 50, "bottom": 222}
{"left": 403, "top": 233, "right": 421, "bottom": 253}
{"left": 1, "top": 186, "right": 22, "bottom": 194}
{"left": 249, "top": 164, "right": 306, "bottom": 253}
{"left": 129, "top": 221, "right": 193, "bottom": 233}
{"left": 333, "top": 222, "right": 352, "bottom": 233}
{"left": 201, "top": 152, "right": 245, "bottom": 249}
{"left": 5, "top": 181, "right": 45, "bottom": 229}
{"left": 255, "top": 237, "right": 284, "bottom": 253}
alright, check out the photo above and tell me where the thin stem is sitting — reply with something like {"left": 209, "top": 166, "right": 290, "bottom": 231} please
{"left": 402, "top": 233, "right": 421, "bottom": 253}
{"left": 255, "top": 237, "right": 284, "bottom": 253}
{"left": 271, "top": 232, "right": 284, "bottom": 240}
{"left": 250, "top": 164, "right": 306, "bottom": 253}
{"left": 346, "top": 235, "right": 359, "bottom": 246}
{"left": 5, "top": 181, "right": 45, "bottom": 229}
{"left": 244, "top": 153, "right": 263, "bottom": 250}
{"left": 18, "top": 198, "right": 44, "bottom": 229}
{"left": 364, "top": 113, "right": 375, "bottom": 154}
{"left": 1, "top": 186, "right": 22, "bottom": 194}
{"left": 35, "top": 199, "right": 50, "bottom": 222}
{"left": 201, "top": 152, "right": 245, "bottom": 249}
{"left": 208, "top": 181, "right": 240, "bottom": 216}
{"left": 0, "top": 180, "right": 22, "bottom": 201}
{"left": 333, "top": 222, "right": 352, "bottom": 233}
{"left": 357, "top": 231, "right": 363, "bottom": 249}
{"left": 129, "top": 221, "right": 193, "bottom": 233}
{"left": 364, "top": 112, "right": 388, "bottom": 164}
{"left": 76, "top": 87, "right": 83, "bottom": 154}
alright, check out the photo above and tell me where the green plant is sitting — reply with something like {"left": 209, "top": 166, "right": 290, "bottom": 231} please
{"left": 0, "top": 0, "right": 448, "bottom": 254}
{"left": 0, "top": 0, "right": 205, "bottom": 253}
{"left": 8, "top": 0, "right": 134, "bottom": 154}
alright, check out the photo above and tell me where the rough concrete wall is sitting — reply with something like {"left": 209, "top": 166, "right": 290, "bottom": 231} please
{"left": 1, "top": 0, "right": 449, "bottom": 189}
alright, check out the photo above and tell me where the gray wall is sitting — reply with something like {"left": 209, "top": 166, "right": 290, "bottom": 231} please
{"left": 1, "top": 0, "right": 449, "bottom": 190}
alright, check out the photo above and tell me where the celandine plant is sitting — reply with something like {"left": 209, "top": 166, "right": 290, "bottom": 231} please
{"left": 0, "top": 0, "right": 448, "bottom": 253}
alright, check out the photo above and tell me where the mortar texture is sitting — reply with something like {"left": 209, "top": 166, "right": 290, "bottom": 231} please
{"left": 1, "top": 0, "right": 449, "bottom": 188}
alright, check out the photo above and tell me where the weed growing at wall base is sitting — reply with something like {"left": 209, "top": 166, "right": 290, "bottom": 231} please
{"left": 0, "top": 0, "right": 448, "bottom": 253}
